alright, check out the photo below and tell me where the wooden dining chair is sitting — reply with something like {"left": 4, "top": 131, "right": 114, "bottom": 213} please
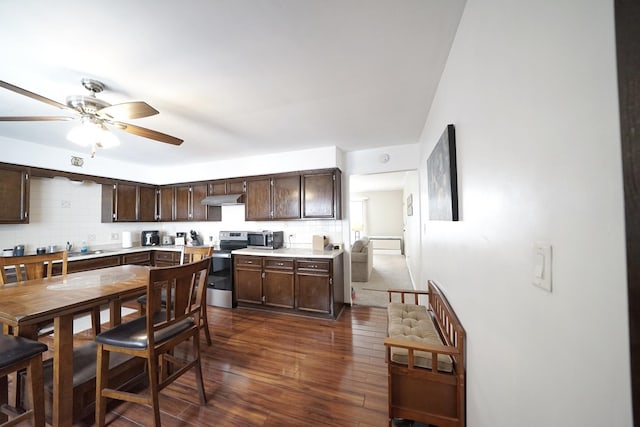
{"left": 0, "top": 334, "right": 48, "bottom": 427}
{"left": 139, "top": 246, "right": 214, "bottom": 346}
{"left": 181, "top": 246, "right": 213, "bottom": 346}
{"left": 94, "top": 257, "right": 210, "bottom": 427}
{"left": 0, "top": 250, "right": 101, "bottom": 337}
{"left": 0, "top": 250, "right": 68, "bottom": 285}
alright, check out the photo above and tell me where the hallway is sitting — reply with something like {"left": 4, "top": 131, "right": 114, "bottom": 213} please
{"left": 351, "top": 251, "right": 414, "bottom": 307}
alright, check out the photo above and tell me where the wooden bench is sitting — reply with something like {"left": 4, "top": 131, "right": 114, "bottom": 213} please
{"left": 384, "top": 280, "right": 465, "bottom": 427}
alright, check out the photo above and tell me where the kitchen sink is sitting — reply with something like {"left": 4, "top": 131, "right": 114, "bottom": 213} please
{"left": 67, "top": 250, "right": 112, "bottom": 256}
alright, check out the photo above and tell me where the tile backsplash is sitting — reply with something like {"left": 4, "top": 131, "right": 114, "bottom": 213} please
{"left": 0, "top": 177, "right": 344, "bottom": 253}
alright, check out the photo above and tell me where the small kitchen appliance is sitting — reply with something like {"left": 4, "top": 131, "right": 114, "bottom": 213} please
{"left": 141, "top": 230, "right": 160, "bottom": 246}
{"left": 175, "top": 232, "right": 186, "bottom": 246}
{"left": 247, "top": 231, "right": 284, "bottom": 249}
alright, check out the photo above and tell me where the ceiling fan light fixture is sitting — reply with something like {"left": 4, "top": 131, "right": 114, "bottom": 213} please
{"left": 67, "top": 119, "right": 119, "bottom": 150}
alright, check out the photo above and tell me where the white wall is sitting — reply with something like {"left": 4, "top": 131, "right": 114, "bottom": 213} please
{"left": 403, "top": 170, "right": 421, "bottom": 287}
{"left": 351, "top": 190, "right": 404, "bottom": 250}
{"left": 418, "top": 0, "right": 630, "bottom": 426}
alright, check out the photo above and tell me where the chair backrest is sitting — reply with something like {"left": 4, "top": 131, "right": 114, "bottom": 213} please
{"left": 181, "top": 246, "right": 213, "bottom": 265}
{"left": 0, "top": 250, "right": 68, "bottom": 285}
{"left": 145, "top": 257, "right": 211, "bottom": 347}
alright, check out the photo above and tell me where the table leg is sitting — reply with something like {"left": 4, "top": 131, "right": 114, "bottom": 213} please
{"left": 110, "top": 300, "right": 122, "bottom": 327}
{"left": 53, "top": 314, "right": 73, "bottom": 427}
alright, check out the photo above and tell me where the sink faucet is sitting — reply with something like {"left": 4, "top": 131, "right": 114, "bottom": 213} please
{"left": 66, "top": 241, "right": 72, "bottom": 252}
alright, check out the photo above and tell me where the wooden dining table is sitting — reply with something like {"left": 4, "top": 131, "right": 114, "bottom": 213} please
{"left": 0, "top": 264, "right": 150, "bottom": 427}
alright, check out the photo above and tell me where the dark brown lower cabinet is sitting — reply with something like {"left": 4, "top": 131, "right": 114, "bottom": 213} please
{"left": 235, "top": 256, "right": 264, "bottom": 304}
{"left": 153, "top": 251, "right": 181, "bottom": 267}
{"left": 296, "top": 259, "right": 332, "bottom": 314}
{"left": 263, "top": 258, "right": 294, "bottom": 308}
{"left": 121, "top": 251, "right": 151, "bottom": 266}
{"left": 66, "top": 255, "right": 121, "bottom": 274}
{"left": 235, "top": 253, "right": 344, "bottom": 319}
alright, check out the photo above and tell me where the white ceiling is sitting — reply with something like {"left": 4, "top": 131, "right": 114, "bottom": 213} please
{"left": 0, "top": 1, "right": 465, "bottom": 166}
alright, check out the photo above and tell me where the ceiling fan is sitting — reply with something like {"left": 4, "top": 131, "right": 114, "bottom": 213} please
{"left": 0, "top": 78, "right": 183, "bottom": 156}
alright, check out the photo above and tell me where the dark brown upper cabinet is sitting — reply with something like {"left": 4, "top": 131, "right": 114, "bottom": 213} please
{"left": 138, "top": 185, "right": 157, "bottom": 222}
{"left": 245, "top": 174, "right": 301, "bottom": 221}
{"left": 173, "top": 182, "right": 217, "bottom": 222}
{"left": 102, "top": 183, "right": 156, "bottom": 222}
{"left": 209, "top": 178, "right": 245, "bottom": 196}
{"left": 157, "top": 186, "right": 174, "bottom": 222}
{"left": 0, "top": 165, "right": 29, "bottom": 224}
{"left": 301, "top": 169, "right": 342, "bottom": 219}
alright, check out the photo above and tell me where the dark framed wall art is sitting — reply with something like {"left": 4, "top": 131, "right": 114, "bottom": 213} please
{"left": 427, "top": 124, "right": 459, "bottom": 221}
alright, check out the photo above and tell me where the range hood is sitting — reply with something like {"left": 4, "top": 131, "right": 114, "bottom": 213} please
{"left": 200, "top": 194, "right": 245, "bottom": 206}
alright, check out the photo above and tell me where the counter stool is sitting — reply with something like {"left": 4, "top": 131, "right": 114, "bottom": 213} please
{"left": 0, "top": 335, "right": 47, "bottom": 427}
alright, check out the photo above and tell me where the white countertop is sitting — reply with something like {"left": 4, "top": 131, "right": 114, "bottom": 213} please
{"left": 231, "top": 247, "right": 343, "bottom": 259}
{"left": 66, "top": 245, "right": 184, "bottom": 261}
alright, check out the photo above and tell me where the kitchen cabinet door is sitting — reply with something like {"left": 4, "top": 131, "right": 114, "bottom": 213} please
{"left": 157, "top": 187, "right": 174, "bottom": 221}
{"left": 234, "top": 256, "right": 263, "bottom": 304}
{"left": 295, "top": 259, "right": 332, "bottom": 314}
{"left": 174, "top": 185, "right": 191, "bottom": 221}
{"left": 0, "top": 166, "right": 29, "bottom": 224}
{"left": 302, "top": 170, "right": 341, "bottom": 219}
{"left": 263, "top": 258, "right": 295, "bottom": 308}
{"left": 227, "top": 178, "right": 246, "bottom": 194}
{"left": 272, "top": 175, "right": 301, "bottom": 220}
{"left": 245, "top": 178, "right": 272, "bottom": 220}
{"left": 138, "top": 185, "right": 157, "bottom": 222}
{"left": 209, "top": 179, "right": 227, "bottom": 196}
{"left": 191, "top": 183, "right": 208, "bottom": 221}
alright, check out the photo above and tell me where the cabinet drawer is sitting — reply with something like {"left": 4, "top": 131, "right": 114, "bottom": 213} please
{"left": 235, "top": 256, "right": 263, "bottom": 268}
{"left": 264, "top": 258, "right": 294, "bottom": 270}
{"left": 68, "top": 255, "right": 121, "bottom": 273}
{"left": 122, "top": 252, "right": 151, "bottom": 265}
{"left": 154, "top": 251, "right": 180, "bottom": 262}
{"left": 296, "top": 259, "right": 330, "bottom": 273}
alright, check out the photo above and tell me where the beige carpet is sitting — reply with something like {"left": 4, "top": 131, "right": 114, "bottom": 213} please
{"left": 351, "top": 252, "right": 414, "bottom": 307}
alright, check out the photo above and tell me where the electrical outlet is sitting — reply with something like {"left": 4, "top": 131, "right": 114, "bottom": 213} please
{"left": 61, "top": 200, "right": 71, "bottom": 208}
{"left": 111, "top": 233, "right": 119, "bottom": 240}
{"left": 88, "top": 234, "right": 96, "bottom": 242}
{"left": 289, "top": 233, "right": 296, "bottom": 239}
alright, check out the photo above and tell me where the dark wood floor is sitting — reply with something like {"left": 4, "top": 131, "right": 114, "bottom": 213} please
{"left": 45, "top": 304, "right": 391, "bottom": 426}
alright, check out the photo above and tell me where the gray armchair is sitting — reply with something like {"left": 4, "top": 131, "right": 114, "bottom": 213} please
{"left": 351, "top": 237, "right": 373, "bottom": 282}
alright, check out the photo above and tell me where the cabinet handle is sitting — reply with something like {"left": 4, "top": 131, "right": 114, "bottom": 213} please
{"left": 277, "top": 262, "right": 284, "bottom": 266}
{"left": 247, "top": 260, "right": 253, "bottom": 264}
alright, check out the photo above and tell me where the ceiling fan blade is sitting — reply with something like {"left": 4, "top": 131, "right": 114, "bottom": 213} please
{"left": 114, "top": 122, "right": 183, "bottom": 146}
{"left": 0, "top": 80, "right": 74, "bottom": 111}
{"left": 98, "top": 101, "right": 159, "bottom": 120}
{"left": 0, "top": 116, "right": 74, "bottom": 121}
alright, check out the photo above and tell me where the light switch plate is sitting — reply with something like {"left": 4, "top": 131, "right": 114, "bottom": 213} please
{"left": 533, "top": 242, "right": 552, "bottom": 292}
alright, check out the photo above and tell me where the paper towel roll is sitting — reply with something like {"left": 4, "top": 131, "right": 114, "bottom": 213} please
{"left": 122, "top": 231, "right": 133, "bottom": 248}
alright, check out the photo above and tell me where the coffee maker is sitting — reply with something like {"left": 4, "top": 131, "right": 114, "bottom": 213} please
{"left": 141, "top": 230, "right": 160, "bottom": 246}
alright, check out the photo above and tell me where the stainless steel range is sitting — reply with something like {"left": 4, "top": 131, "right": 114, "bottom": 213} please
{"left": 206, "top": 231, "right": 248, "bottom": 308}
